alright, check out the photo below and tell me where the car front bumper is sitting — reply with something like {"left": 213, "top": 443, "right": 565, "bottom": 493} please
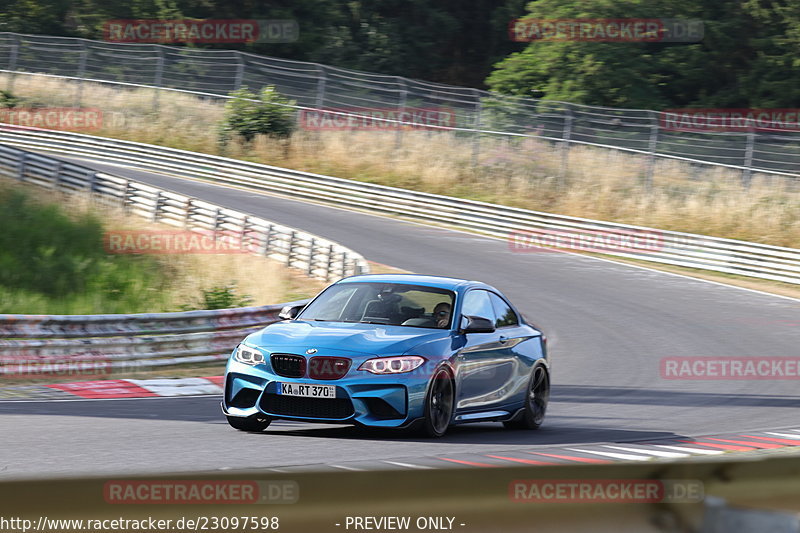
{"left": 222, "top": 360, "right": 431, "bottom": 428}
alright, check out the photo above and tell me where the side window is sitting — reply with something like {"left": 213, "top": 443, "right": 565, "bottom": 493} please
{"left": 461, "top": 290, "right": 496, "bottom": 323}
{"left": 489, "top": 292, "right": 519, "bottom": 328}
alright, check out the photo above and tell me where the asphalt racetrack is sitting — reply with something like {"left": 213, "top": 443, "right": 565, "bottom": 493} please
{"left": 1, "top": 155, "right": 798, "bottom": 479}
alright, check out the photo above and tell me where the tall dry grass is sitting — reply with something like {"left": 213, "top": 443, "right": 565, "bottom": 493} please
{"left": 4, "top": 73, "right": 798, "bottom": 248}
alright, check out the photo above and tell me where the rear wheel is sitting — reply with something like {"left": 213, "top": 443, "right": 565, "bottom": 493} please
{"left": 504, "top": 365, "right": 549, "bottom": 430}
{"left": 226, "top": 415, "right": 271, "bottom": 432}
{"left": 422, "top": 367, "right": 454, "bottom": 438}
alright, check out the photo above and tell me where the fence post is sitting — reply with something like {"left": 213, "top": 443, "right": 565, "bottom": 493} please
{"left": 153, "top": 45, "right": 165, "bottom": 112}
{"left": 234, "top": 52, "right": 245, "bottom": 91}
{"left": 742, "top": 130, "right": 755, "bottom": 188}
{"left": 395, "top": 77, "right": 408, "bottom": 149}
{"left": 7, "top": 34, "right": 19, "bottom": 92}
{"left": 74, "top": 41, "right": 89, "bottom": 108}
{"left": 644, "top": 111, "right": 659, "bottom": 190}
{"left": 314, "top": 64, "right": 327, "bottom": 109}
{"left": 560, "top": 106, "right": 574, "bottom": 179}
{"left": 471, "top": 89, "right": 483, "bottom": 167}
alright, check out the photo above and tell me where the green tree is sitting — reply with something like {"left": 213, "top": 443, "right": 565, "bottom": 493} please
{"left": 487, "top": 0, "right": 800, "bottom": 109}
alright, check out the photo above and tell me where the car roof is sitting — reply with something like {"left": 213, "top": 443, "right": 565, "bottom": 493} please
{"left": 337, "top": 273, "right": 489, "bottom": 291}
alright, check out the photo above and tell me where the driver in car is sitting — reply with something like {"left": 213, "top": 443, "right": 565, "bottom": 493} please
{"left": 433, "top": 302, "right": 451, "bottom": 328}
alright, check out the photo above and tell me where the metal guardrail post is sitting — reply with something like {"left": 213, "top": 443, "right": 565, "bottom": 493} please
{"left": 325, "top": 244, "right": 335, "bottom": 282}
{"left": 264, "top": 224, "right": 274, "bottom": 255}
{"left": 287, "top": 231, "right": 297, "bottom": 266}
{"left": 341, "top": 251, "right": 349, "bottom": 277}
{"left": 85, "top": 170, "right": 96, "bottom": 194}
{"left": 307, "top": 238, "right": 316, "bottom": 276}
{"left": 17, "top": 151, "right": 26, "bottom": 181}
{"left": 152, "top": 191, "right": 163, "bottom": 222}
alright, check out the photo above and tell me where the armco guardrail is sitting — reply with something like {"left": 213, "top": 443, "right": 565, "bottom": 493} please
{"left": 1, "top": 32, "right": 799, "bottom": 184}
{"left": 1, "top": 127, "right": 799, "bottom": 285}
{"left": 0, "top": 303, "right": 310, "bottom": 373}
{"left": 0, "top": 142, "right": 369, "bottom": 281}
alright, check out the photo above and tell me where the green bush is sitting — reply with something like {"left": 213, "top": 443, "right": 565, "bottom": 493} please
{"left": 181, "top": 284, "right": 254, "bottom": 311}
{"left": 219, "top": 86, "right": 296, "bottom": 143}
{"left": 0, "top": 90, "right": 20, "bottom": 109}
{"left": 0, "top": 186, "right": 172, "bottom": 314}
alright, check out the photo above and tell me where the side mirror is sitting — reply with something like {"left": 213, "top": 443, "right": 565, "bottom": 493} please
{"left": 278, "top": 305, "right": 304, "bottom": 320}
{"left": 461, "top": 315, "right": 496, "bottom": 334}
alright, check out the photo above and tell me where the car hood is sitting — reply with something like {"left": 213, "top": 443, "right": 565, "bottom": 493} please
{"left": 244, "top": 320, "right": 450, "bottom": 356}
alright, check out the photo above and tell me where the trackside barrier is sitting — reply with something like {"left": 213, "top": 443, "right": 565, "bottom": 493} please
{"left": 1, "top": 128, "right": 798, "bottom": 285}
{"left": 1, "top": 452, "right": 799, "bottom": 532}
{"left": 0, "top": 143, "right": 369, "bottom": 281}
{"left": 0, "top": 301, "right": 310, "bottom": 372}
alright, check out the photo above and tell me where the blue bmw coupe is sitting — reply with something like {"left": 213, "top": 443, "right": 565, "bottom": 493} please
{"left": 222, "top": 274, "right": 549, "bottom": 437}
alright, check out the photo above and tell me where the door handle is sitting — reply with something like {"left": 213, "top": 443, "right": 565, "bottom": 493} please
{"left": 499, "top": 336, "right": 508, "bottom": 344}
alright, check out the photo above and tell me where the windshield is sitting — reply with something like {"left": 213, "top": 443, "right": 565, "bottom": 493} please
{"left": 298, "top": 282, "right": 455, "bottom": 329}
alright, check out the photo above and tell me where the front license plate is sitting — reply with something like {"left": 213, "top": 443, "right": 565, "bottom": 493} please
{"left": 278, "top": 382, "right": 336, "bottom": 398}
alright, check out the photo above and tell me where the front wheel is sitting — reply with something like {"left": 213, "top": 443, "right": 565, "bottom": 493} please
{"left": 226, "top": 414, "right": 271, "bottom": 432}
{"left": 421, "top": 367, "right": 454, "bottom": 438}
{"left": 504, "top": 365, "right": 549, "bottom": 430}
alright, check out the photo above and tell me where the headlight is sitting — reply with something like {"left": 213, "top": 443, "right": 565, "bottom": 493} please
{"left": 234, "top": 344, "right": 265, "bottom": 365}
{"left": 358, "top": 356, "right": 425, "bottom": 374}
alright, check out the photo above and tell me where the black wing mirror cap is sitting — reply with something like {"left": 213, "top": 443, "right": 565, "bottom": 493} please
{"left": 461, "top": 315, "right": 496, "bottom": 334}
{"left": 278, "top": 305, "right": 304, "bottom": 320}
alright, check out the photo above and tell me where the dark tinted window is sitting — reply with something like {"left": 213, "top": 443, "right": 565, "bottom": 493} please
{"left": 489, "top": 292, "right": 519, "bottom": 328}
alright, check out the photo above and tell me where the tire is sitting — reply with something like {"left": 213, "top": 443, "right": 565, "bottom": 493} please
{"left": 504, "top": 365, "right": 549, "bottom": 430}
{"left": 421, "top": 367, "right": 455, "bottom": 438}
{"left": 226, "top": 414, "right": 271, "bottom": 432}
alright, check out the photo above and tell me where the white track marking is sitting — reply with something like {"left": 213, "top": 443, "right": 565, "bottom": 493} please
{"left": 764, "top": 432, "right": 800, "bottom": 440}
{"left": 383, "top": 461, "right": 433, "bottom": 470}
{"left": 603, "top": 445, "right": 689, "bottom": 458}
{"left": 566, "top": 449, "right": 651, "bottom": 461}
{"left": 330, "top": 465, "right": 363, "bottom": 471}
{"left": 652, "top": 445, "right": 724, "bottom": 455}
